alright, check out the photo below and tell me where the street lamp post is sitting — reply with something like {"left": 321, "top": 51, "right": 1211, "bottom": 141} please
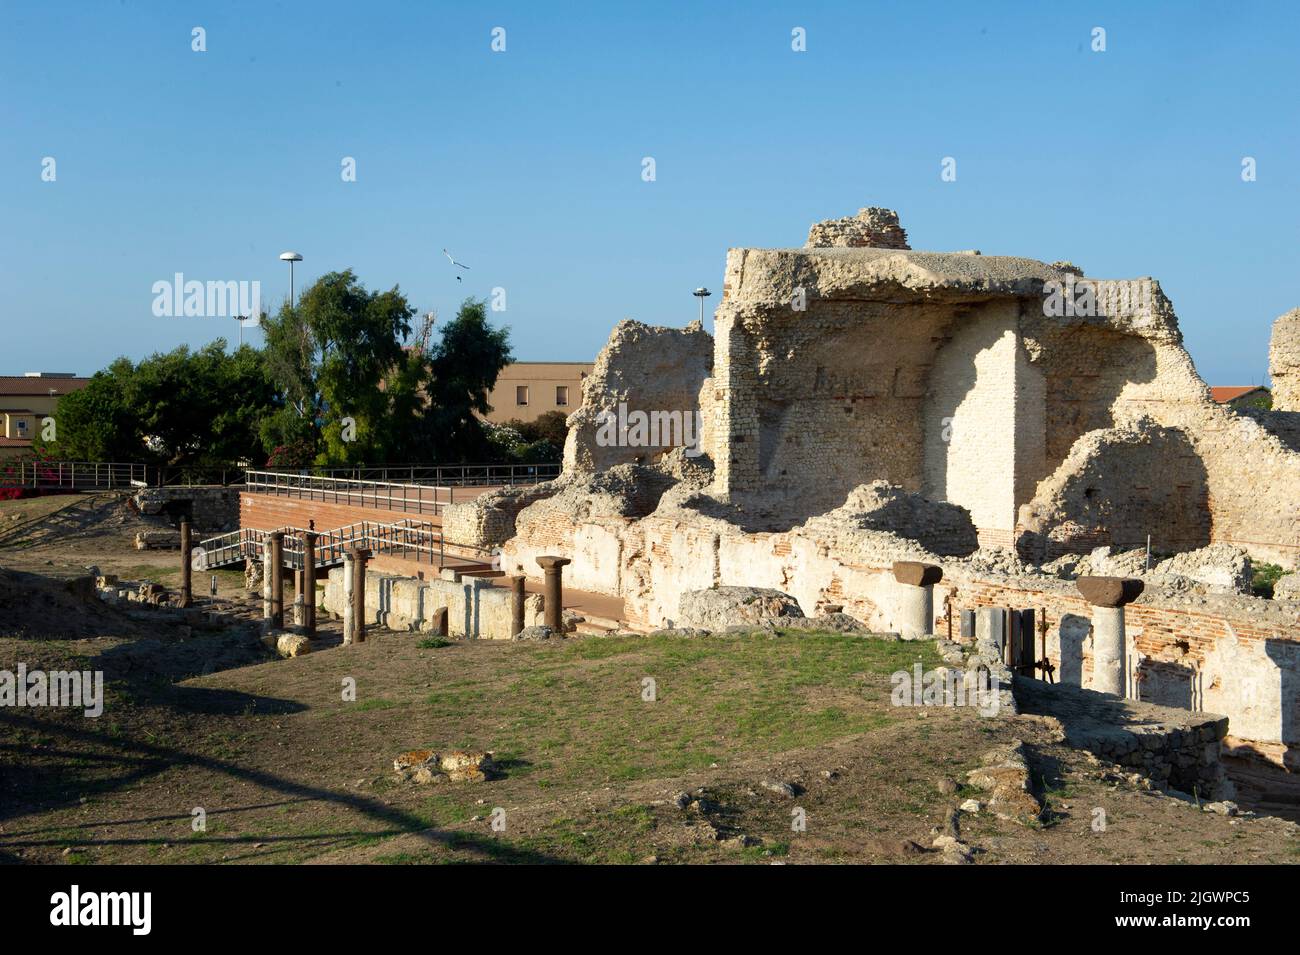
{"left": 692, "top": 287, "right": 712, "bottom": 324}
{"left": 279, "top": 251, "right": 303, "bottom": 308}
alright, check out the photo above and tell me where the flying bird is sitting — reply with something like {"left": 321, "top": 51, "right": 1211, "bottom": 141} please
{"left": 443, "top": 248, "right": 470, "bottom": 281}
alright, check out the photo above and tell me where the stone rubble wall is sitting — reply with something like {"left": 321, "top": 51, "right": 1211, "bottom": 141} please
{"left": 441, "top": 480, "right": 563, "bottom": 549}
{"left": 701, "top": 209, "right": 1300, "bottom": 564}
{"left": 1013, "top": 677, "right": 1231, "bottom": 798}
{"left": 805, "top": 206, "right": 910, "bottom": 249}
{"left": 1269, "top": 307, "right": 1300, "bottom": 411}
{"left": 562, "top": 319, "right": 713, "bottom": 475}
{"left": 133, "top": 486, "right": 240, "bottom": 532}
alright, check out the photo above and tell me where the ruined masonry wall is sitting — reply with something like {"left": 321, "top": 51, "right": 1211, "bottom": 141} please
{"left": 501, "top": 511, "right": 1300, "bottom": 766}
{"left": 1270, "top": 308, "right": 1300, "bottom": 412}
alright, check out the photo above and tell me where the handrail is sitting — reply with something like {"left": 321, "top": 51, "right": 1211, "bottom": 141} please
{"left": 196, "top": 517, "right": 493, "bottom": 572}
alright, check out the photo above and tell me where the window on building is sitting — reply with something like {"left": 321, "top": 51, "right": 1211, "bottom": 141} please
{"left": 15, "top": 419, "right": 27, "bottom": 436}
{"left": 556, "top": 385, "right": 569, "bottom": 406}
{"left": 516, "top": 385, "right": 529, "bottom": 405}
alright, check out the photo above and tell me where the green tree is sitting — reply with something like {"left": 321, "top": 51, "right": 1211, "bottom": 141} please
{"left": 41, "top": 358, "right": 140, "bottom": 461}
{"left": 258, "top": 270, "right": 417, "bottom": 465}
{"left": 42, "top": 343, "right": 274, "bottom": 465}
{"left": 404, "top": 298, "right": 512, "bottom": 461}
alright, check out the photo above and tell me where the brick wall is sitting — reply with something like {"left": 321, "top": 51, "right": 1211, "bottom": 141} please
{"left": 239, "top": 493, "right": 444, "bottom": 533}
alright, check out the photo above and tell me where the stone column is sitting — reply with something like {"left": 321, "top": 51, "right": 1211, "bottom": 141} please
{"left": 269, "top": 532, "right": 285, "bottom": 630}
{"left": 292, "top": 590, "right": 305, "bottom": 631}
{"left": 262, "top": 537, "right": 274, "bottom": 633}
{"left": 352, "top": 547, "right": 371, "bottom": 643}
{"left": 510, "top": 575, "right": 526, "bottom": 638}
{"left": 891, "top": 561, "right": 942, "bottom": 640}
{"left": 536, "top": 556, "right": 571, "bottom": 632}
{"left": 342, "top": 553, "right": 355, "bottom": 645}
{"left": 302, "top": 531, "right": 318, "bottom": 639}
{"left": 1077, "top": 576, "right": 1145, "bottom": 698}
{"left": 179, "top": 520, "right": 193, "bottom": 609}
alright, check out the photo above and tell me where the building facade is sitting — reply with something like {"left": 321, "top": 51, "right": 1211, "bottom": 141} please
{"left": 483, "top": 362, "right": 593, "bottom": 424}
{"left": 0, "top": 373, "right": 90, "bottom": 458}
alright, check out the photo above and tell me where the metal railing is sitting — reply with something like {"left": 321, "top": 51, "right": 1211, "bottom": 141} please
{"left": 244, "top": 471, "right": 459, "bottom": 515}
{"left": 0, "top": 460, "right": 559, "bottom": 492}
{"left": 259, "top": 462, "right": 560, "bottom": 487}
{"left": 0, "top": 461, "right": 149, "bottom": 489}
{"left": 196, "top": 518, "right": 494, "bottom": 572}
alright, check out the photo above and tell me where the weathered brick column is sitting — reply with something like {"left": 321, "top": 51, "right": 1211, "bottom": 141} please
{"left": 302, "top": 531, "right": 317, "bottom": 638}
{"left": 510, "top": 575, "right": 526, "bottom": 638}
{"left": 536, "top": 556, "right": 571, "bottom": 632}
{"left": 1077, "top": 576, "right": 1145, "bottom": 698}
{"left": 179, "top": 520, "right": 193, "bottom": 609}
{"left": 351, "top": 547, "right": 371, "bottom": 644}
{"left": 892, "top": 561, "right": 942, "bottom": 639}
{"left": 269, "top": 531, "right": 285, "bottom": 630}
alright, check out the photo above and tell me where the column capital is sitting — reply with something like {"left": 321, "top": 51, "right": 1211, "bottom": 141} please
{"left": 1076, "top": 576, "right": 1144, "bottom": 608}
{"left": 892, "top": 560, "right": 943, "bottom": 587}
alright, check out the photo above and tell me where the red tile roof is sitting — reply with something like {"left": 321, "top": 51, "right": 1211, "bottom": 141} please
{"left": 1210, "top": 386, "right": 1267, "bottom": 403}
{"left": 0, "top": 437, "right": 33, "bottom": 447}
{"left": 0, "top": 376, "right": 90, "bottom": 396}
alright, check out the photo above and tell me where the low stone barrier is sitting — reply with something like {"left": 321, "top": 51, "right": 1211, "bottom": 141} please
{"left": 322, "top": 567, "right": 543, "bottom": 640}
{"left": 1013, "top": 676, "right": 1231, "bottom": 799}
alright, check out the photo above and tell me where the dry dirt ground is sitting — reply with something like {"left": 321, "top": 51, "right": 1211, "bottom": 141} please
{"left": 1, "top": 492, "right": 1298, "bottom": 865}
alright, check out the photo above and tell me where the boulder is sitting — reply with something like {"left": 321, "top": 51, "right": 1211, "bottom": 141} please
{"left": 676, "top": 586, "right": 804, "bottom": 631}
{"left": 393, "top": 749, "right": 496, "bottom": 784}
{"left": 1273, "top": 573, "right": 1300, "bottom": 600}
{"left": 275, "top": 634, "right": 312, "bottom": 658}
{"left": 1154, "top": 544, "right": 1252, "bottom": 594}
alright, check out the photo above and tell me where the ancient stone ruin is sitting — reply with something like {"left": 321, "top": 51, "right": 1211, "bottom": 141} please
{"left": 444, "top": 206, "right": 1300, "bottom": 775}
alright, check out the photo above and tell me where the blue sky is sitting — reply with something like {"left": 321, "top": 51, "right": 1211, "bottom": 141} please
{"left": 2, "top": 1, "right": 1297, "bottom": 386}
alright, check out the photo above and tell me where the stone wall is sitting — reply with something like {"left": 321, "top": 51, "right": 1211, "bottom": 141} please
{"left": 441, "top": 481, "right": 561, "bottom": 548}
{"left": 1269, "top": 307, "right": 1300, "bottom": 411}
{"left": 321, "top": 566, "right": 543, "bottom": 639}
{"left": 805, "top": 206, "right": 910, "bottom": 249}
{"left": 922, "top": 301, "right": 1045, "bottom": 545}
{"left": 134, "top": 486, "right": 240, "bottom": 532}
{"left": 501, "top": 495, "right": 1300, "bottom": 767}
{"left": 1017, "top": 419, "right": 1211, "bottom": 560}
{"left": 1013, "top": 677, "right": 1230, "bottom": 798}
{"left": 562, "top": 319, "right": 712, "bottom": 474}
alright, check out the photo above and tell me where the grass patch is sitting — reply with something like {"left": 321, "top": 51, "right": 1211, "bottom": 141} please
{"left": 390, "top": 632, "right": 939, "bottom": 790}
{"left": 1252, "top": 562, "right": 1291, "bottom": 599}
{"left": 416, "top": 637, "right": 452, "bottom": 649}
